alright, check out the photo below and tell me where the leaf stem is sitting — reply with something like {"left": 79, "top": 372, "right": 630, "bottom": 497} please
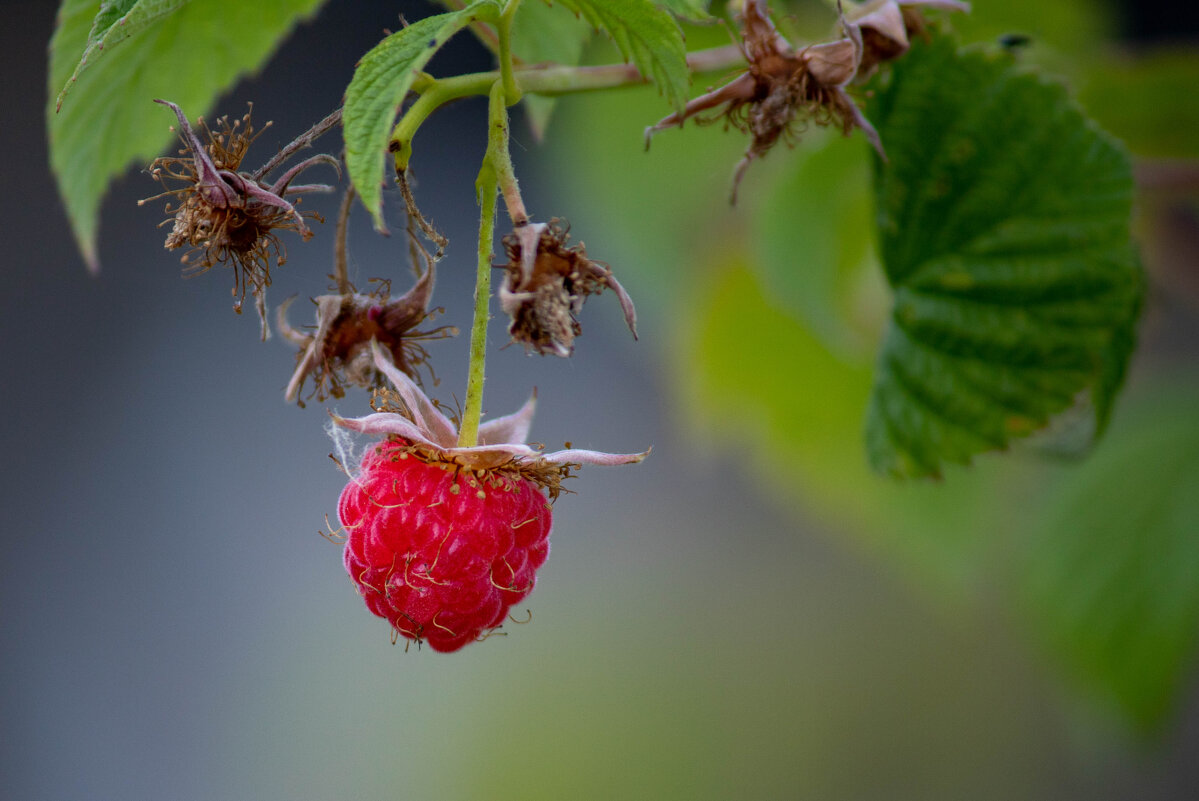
{"left": 458, "top": 81, "right": 507, "bottom": 449}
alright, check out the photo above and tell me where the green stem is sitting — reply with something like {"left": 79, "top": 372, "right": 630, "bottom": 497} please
{"left": 491, "top": 102, "right": 527, "bottom": 227}
{"left": 458, "top": 81, "right": 507, "bottom": 449}
{"left": 498, "top": 0, "right": 523, "bottom": 105}
{"left": 391, "top": 76, "right": 481, "bottom": 173}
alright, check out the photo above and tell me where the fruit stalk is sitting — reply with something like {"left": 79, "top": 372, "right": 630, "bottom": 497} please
{"left": 458, "top": 81, "right": 506, "bottom": 449}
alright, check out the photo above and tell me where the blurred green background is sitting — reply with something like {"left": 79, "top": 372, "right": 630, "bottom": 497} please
{"left": 5, "top": 0, "right": 1199, "bottom": 798}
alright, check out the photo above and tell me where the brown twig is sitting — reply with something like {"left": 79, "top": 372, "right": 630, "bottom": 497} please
{"left": 252, "top": 108, "right": 343, "bottom": 181}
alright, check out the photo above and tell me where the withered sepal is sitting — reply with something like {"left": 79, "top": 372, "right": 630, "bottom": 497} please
{"left": 498, "top": 220, "right": 637, "bottom": 358}
{"left": 278, "top": 263, "right": 454, "bottom": 406}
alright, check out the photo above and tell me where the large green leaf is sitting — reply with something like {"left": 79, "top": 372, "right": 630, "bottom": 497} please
{"left": 554, "top": 0, "right": 690, "bottom": 112}
{"left": 56, "top": 0, "right": 187, "bottom": 111}
{"left": 865, "top": 39, "right": 1143, "bottom": 478}
{"left": 1020, "top": 387, "right": 1199, "bottom": 734}
{"left": 48, "top": 0, "right": 327, "bottom": 271}
{"left": 342, "top": 2, "right": 499, "bottom": 231}
{"left": 684, "top": 259, "right": 1199, "bottom": 736}
{"left": 949, "top": 0, "right": 1199, "bottom": 160}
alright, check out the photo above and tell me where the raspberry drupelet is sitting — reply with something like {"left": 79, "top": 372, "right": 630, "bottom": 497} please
{"left": 339, "top": 438, "right": 553, "bottom": 652}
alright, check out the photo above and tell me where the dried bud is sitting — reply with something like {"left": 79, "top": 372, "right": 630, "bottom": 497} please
{"left": 141, "top": 100, "right": 338, "bottom": 338}
{"left": 645, "top": 0, "right": 886, "bottom": 203}
{"left": 277, "top": 265, "right": 455, "bottom": 406}
{"left": 498, "top": 220, "right": 637, "bottom": 357}
{"left": 852, "top": 0, "right": 971, "bottom": 79}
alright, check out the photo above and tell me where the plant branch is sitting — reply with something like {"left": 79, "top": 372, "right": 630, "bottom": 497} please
{"left": 390, "top": 43, "right": 746, "bottom": 171}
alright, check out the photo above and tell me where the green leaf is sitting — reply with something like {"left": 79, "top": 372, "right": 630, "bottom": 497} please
{"left": 865, "top": 39, "right": 1144, "bottom": 478}
{"left": 1020, "top": 386, "right": 1199, "bottom": 734}
{"left": 553, "top": 0, "right": 690, "bottom": 112}
{"left": 342, "top": 2, "right": 499, "bottom": 231}
{"left": 48, "top": 0, "right": 328, "bottom": 271}
{"left": 684, "top": 258, "right": 1199, "bottom": 736}
{"left": 654, "top": 0, "right": 713, "bottom": 22}
{"left": 56, "top": 0, "right": 188, "bottom": 111}
{"left": 512, "top": 0, "right": 592, "bottom": 138}
{"left": 953, "top": 0, "right": 1199, "bottom": 160}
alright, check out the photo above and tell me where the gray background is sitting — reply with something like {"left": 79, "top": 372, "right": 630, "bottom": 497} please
{"left": 4, "top": 1, "right": 1199, "bottom": 799}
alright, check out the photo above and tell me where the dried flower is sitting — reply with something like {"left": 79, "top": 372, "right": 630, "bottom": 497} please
{"left": 852, "top": 0, "right": 971, "bottom": 79}
{"left": 498, "top": 220, "right": 637, "bottom": 357}
{"left": 141, "top": 100, "right": 339, "bottom": 338}
{"left": 278, "top": 266, "right": 456, "bottom": 406}
{"left": 645, "top": 0, "right": 885, "bottom": 203}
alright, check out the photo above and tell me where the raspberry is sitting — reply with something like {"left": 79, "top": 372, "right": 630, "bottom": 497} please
{"left": 330, "top": 341, "right": 647, "bottom": 651}
{"left": 339, "top": 440, "right": 552, "bottom": 652}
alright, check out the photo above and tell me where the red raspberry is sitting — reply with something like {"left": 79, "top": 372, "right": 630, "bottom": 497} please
{"left": 330, "top": 341, "right": 646, "bottom": 651}
{"left": 339, "top": 440, "right": 552, "bottom": 652}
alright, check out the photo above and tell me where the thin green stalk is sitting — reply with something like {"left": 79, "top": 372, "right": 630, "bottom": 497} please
{"left": 516, "top": 43, "right": 744, "bottom": 94}
{"left": 458, "top": 81, "right": 507, "bottom": 448}
{"left": 498, "top": 0, "right": 523, "bottom": 104}
{"left": 491, "top": 97, "right": 527, "bottom": 226}
{"left": 391, "top": 75, "right": 484, "bottom": 172}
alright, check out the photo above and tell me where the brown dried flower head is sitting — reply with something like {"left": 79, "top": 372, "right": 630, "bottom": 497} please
{"left": 646, "top": 0, "right": 886, "bottom": 202}
{"left": 278, "top": 265, "right": 456, "bottom": 407}
{"left": 851, "top": 0, "right": 970, "bottom": 79}
{"left": 498, "top": 220, "right": 637, "bottom": 357}
{"left": 141, "top": 100, "right": 338, "bottom": 337}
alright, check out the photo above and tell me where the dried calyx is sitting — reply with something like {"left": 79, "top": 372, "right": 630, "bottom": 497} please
{"left": 142, "top": 100, "right": 339, "bottom": 338}
{"left": 646, "top": 0, "right": 967, "bottom": 202}
{"left": 279, "top": 186, "right": 455, "bottom": 407}
{"left": 498, "top": 219, "right": 637, "bottom": 357}
{"left": 278, "top": 268, "right": 455, "bottom": 407}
